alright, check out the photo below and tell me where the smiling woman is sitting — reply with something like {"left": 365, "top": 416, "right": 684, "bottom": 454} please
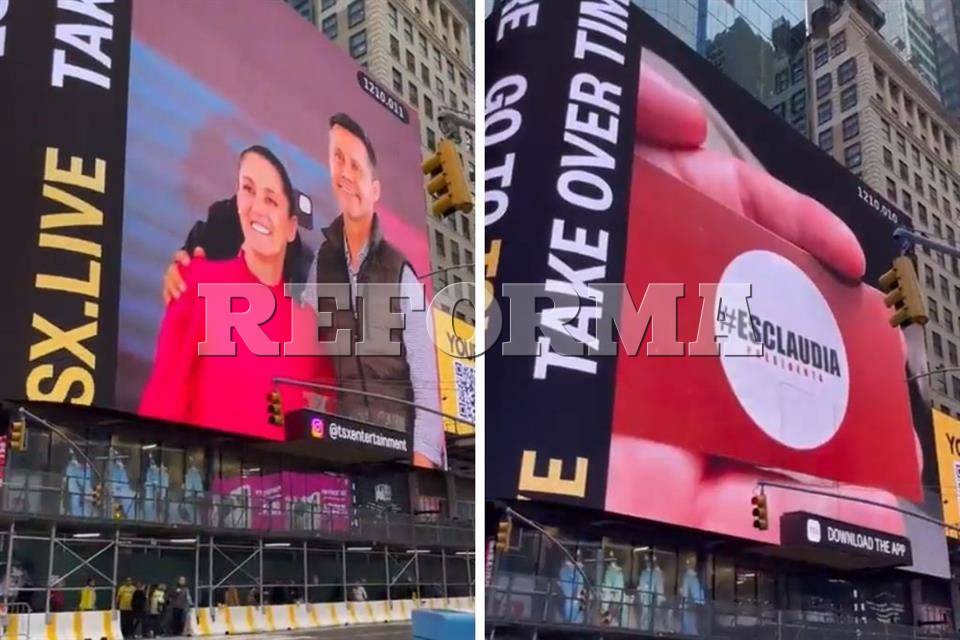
{"left": 137, "top": 145, "right": 337, "bottom": 439}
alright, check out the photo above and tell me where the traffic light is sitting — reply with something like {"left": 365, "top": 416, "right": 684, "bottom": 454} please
{"left": 495, "top": 517, "right": 512, "bottom": 552}
{"left": 879, "top": 256, "right": 928, "bottom": 328}
{"left": 267, "top": 390, "right": 283, "bottom": 426}
{"left": 113, "top": 503, "right": 123, "bottom": 520}
{"left": 8, "top": 416, "right": 25, "bottom": 452}
{"left": 92, "top": 483, "right": 103, "bottom": 507}
{"left": 422, "top": 138, "right": 473, "bottom": 218}
{"left": 751, "top": 494, "right": 769, "bottom": 530}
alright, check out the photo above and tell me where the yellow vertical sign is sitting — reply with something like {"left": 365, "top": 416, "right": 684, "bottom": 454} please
{"left": 933, "top": 410, "right": 960, "bottom": 538}
{"left": 433, "top": 309, "right": 475, "bottom": 435}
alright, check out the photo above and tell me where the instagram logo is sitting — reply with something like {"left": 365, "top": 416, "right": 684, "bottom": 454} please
{"left": 310, "top": 417, "right": 325, "bottom": 440}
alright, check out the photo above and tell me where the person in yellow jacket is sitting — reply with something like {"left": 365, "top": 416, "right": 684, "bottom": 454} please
{"left": 79, "top": 578, "right": 97, "bottom": 611}
{"left": 117, "top": 577, "right": 137, "bottom": 637}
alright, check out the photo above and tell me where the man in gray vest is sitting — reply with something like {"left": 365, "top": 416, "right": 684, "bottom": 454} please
{"left": 314, "top": 113, "right": 443, "bottom": 469}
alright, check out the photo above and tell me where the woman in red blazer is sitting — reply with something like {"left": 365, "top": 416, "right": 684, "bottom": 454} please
{"left": 139, "top": 145, "right": 334, "bottom": 439}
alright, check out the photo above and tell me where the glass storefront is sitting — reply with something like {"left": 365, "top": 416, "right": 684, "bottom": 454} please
{"left": 492, "top": 525, "right": 928, "bottom": 635}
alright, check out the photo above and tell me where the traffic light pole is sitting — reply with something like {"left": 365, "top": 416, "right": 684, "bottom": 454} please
{"left": 500, "top": 505, "right": 593, "bottom": 590}
{"left": 757, "top": 479, "right": 960, "bottom": 536}
{"left": 271, "top": 377, "right": 475, "bottom": 428}
{"left": 894, "top": 227, "right": 960, "bottom": 259}
{"left": 14, "top": 406, "right": 103, "bottom": 482}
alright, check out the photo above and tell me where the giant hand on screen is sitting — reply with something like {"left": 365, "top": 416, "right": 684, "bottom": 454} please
{"left": 609, "top": 62, "right": 915, "bottom": 538}
{"left": 635, "top": 60, "right": 866, "bottom": 281}
{"left": 162, "top": 247, "right": 205, "bottom": 305}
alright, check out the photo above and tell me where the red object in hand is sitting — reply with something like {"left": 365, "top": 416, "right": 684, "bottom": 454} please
{"left": 610, "top": 159, "right": 920, "bottom": 502}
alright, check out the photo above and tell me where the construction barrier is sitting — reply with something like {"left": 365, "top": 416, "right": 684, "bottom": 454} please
{"left": 5, "top": 611, "right": 122, "bottom": 640}
{"left": 183, "top": 597, "right": 474, "bottom": 636}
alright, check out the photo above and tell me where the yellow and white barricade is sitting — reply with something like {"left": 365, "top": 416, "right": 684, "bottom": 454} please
{"left": 219, "top": 606, "right": 258, "bottom": 635}
{"left": 188, "top": 607, "right": 227, "bottom": 637}
{"left": 368, "top": 600, "right": 391, "bottom": 623}
{"left": 4, "top": 610, "right": 121, "bottom": 640}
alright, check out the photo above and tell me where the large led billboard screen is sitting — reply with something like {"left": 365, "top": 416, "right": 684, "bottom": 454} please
{"left": 2, "top": 0, "right": 448, "bottom": 469}
{"left": 486, "top": 1, "right": 949, "bottom": 576}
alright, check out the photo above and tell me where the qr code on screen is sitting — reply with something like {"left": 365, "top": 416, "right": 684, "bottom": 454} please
{"left": 454, "top": 361, "right": 475, "bottom": 423}
{"left": 954, "top": 460, "right": 960, "bottom": 498}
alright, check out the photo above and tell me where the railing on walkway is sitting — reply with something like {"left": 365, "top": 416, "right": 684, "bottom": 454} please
{"left": 0, "top": 474, "right": 472, "bottom": 548}
{"left": 487, "top": 575, "right": 957, "bottom": 639}
{"left": 1, "top": 603, "right": 31, "bottom": 640}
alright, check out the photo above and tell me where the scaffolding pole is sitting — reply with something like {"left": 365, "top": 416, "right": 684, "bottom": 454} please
{"left": 3, "top": 522, "right": 14, "bottom": 614}
{"left": 44, "top": 524, "right": 56, "bottom": 619}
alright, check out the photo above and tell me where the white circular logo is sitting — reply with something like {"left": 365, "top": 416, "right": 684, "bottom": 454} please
{"left": 715, "top": 250, "right": 849, "bottom": 450}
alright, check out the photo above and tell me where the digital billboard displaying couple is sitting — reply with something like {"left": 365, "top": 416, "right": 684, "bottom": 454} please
{"left": 104, "top": 2, "right": 450, "bottom": 469}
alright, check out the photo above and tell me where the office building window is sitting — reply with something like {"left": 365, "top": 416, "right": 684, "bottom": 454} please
{"left": 897, "top": 132, "right": 906, "bottom": 154}
{"left": 451, "top": 241, "right": 460, "bottom": 265}
{"left": 941, "top": 169, "right": 948, "bottom": 190}
{"left": 956, "top": 285, "right": 960, "bottom": 306}
{"left": 837, "top": 58, "right": 857, "bottom": 85}
{"left": 773, "top": 102, "right": 787, "bottom": 118}
{"left": 791, "top": 59, "right": 804, "bottom": 84}
{"left": 421, "top": 63, "right": 430, "bottom": 86}
{"left": 790, "top": 90, "right": 805, "bottom": 114}
{"left": 947, "top": 309, "right": 955, "bottom": 333}
{"left": 406, "top": 50, "right": 415, "bottom": 72}
{"left": 403, "top": 18, "right": 412, "bottom": 41}
{"left": 433, "top": 46, "right": 442, "bottom": 68}
{"left": 419, "top": 32, "right": 428, "bottom": 57}
{"left": 424, "top": 95, "right": 433, "bottom": 120}
{"left": 840, "top": 84, "right": 857, "bottom": 111}
{"left": 943, "top": 274, "right": 951, "bottom": 298}
{"left": 882, "top": 118, "right": 891, "bottom": 141}
{"left": 349, "top": 30, "right": 366, "bottom": 58}
{"left": 814, "top": 44, "right": 829, "bottom": 68}
{"left": 844, "top": 142, "right": 861, "bottom": 169}
{"left": 390, "top": 35, "right": 400, "bottom": 59}
{"left": 900, "top": 160, "right": 908, "bottom": 181}
{"left": 449, "top": 89, "right": 456, "bottom": 106}
{"left": 883, "top": 147, "right": 893, "bottom": 168}
{"left": 426, "top": 127, "right": 436, "bottom": 150}
{"left": 322, "top": 14, "right": 337, "bottom": 39}
{"left": 775, "top": 70, "right": 789, "bottom": 94}
{"left": 392, "top": 68, "right": 402, "bottom": 92}
{"left": 434, "top": 230, "right": 445, "bottom": 257}
{"left": 934, "top": 331, "right": 944, "bottom": 358}
{"left": 903, "top": 190, "right": 912, "bottom": 213}
{"left": 916, "top": 173, "right": 924, "bottom": 192}
{"left": 886, "top": 177, "right": 897, "bottom": 202}
{"left": 930, "top": 298, "right": 940, "bottom": 323}
{"left": 816, "top": 74, "right": 832, "bottom": 99}
{"left": 388, "top": 3, "right": 398, "bottom": 28}
{"left": 818, "top": 100, "right": 832, "bottom": 125}
{"left": 408, "top": 82, "right": 418, "bottom": 107}
{"left": 935, "top": 216, "right": 943, "bottom": 238}
{"left": 952, "top": 342, "right": 959, "bottom": 366}
{"left": 322, "top": 0, "right": 335, "bottom": 8}
{"left": 919, "top": 202, "right": 928, "bottom": 225}
{"left": 842, "top": 113, "right": 859, "bottom": 141}
{"left": 924, "top": 264, "right": 934, "bottom": 287}
{"left": 831, "top": 31, "right": 847, "bottom": 56}
{"left": 912, "top": 145, "right": 921, "bottom": 165}
{"left": 931, "top": 186, "right": 939, "bottom": 204}
{"left": 447, "top": 60, "right": 455, "bottom": 82}
{"left": 953, "top": 375, "right": 960, "bottom": 400}
{"left": 347, "top": 0, "right": 365, "bottom": 27}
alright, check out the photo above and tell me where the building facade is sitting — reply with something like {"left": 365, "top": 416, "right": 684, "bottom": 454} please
{"left": 812, "top": 0, "right": 960, "bottom": 417}
{"left": 925, "top": 0, "right": 960, "bottom": 115}
{"left": 285, "top": 0, "right": 476, "bottom": 321}
{"left": 880, "top": 0, "right": 941, "bottom": 90}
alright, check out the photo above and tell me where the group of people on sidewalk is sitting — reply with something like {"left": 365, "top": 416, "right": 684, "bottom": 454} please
{"left": 81, "top": 577, "right": 192, "bottom": 638}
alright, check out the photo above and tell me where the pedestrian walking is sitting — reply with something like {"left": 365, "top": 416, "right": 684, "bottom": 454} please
{"left": 167, "top": 577, "right": 191, "bottom": 636}
{"left": 148, "top": 584, "right": 166, "bottom": 637}
{"left": 117, "top": 578, "right": 136, "bottom": 636}
{"left": 132, "top": 582, "right": 147, "bottom": 638}
{"left": 79, "top": 578, "right": 97, "bottom": 611}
